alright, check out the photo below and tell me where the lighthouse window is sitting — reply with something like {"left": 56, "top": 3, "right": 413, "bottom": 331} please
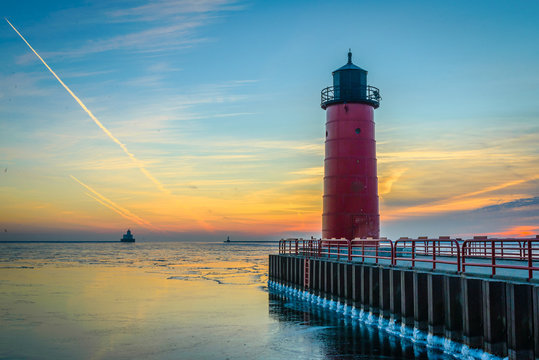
{"left": 355, "top": 128, "right": 361, "bottom": 134}
{"left": 326, "top": 131, "right": 328, "bottom": 138}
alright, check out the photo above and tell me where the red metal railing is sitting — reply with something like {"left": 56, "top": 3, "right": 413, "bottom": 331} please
{"left": 349, "top": 239, "right": 393, "bottom": 264}
{"left": 278, "top": 236, "right": 539, "bottom": 280}
{"left": 279, "top": 238, "right": 321, "bottom": 257}
{"left": 462, "top": 238, "right": 539, "bottom": 279}
{"left": 394, "top": 238, "right": 461, "bottom": 271}
{"left": 319, "top": 239, "right": 349, "bottom": 260}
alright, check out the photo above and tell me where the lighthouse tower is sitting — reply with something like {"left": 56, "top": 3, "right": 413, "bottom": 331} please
{"left": 321, "top": 51, "right": 381, "bottom": 240}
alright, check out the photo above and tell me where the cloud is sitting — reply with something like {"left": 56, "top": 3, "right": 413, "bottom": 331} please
{"left": 452, "top": 176, "right": 539, "bottom": 200}
{"left": 475, "top": 196, "right": 539, "bottom": 212}
{"left": 379, "top": 168, "right": 407, "bottom": 196}
{"left": 283, "top": 167, "right": 323, "bottom": 186}
{"left": 184, "top": 154, "right": 257, "bottom": 160}
{"left": 61, "top": 69, "right": 115, "bottom": 79}
{"left": 12, "top": 0, "right": 243, "bottom": 61}
{"left": 212, "top": 112, "right": 255, "bottom": 118}
{"left": 55, "top": 22, "right": 207, "bottom": 57}
{"left": 384, "top": 175, "right": 539, "bottom": 219}
{"left": 106, "top": 0, "right": 242, "bottom": 23}
{"left": 484, "top": 225, "right": 539, "bottom": 238}
{"left": 290, "top": 167, "right": 323, "bottom": 176}
{"left": 146, "top": 62, "right": 182, "bottom": 73}
{"left": 216, "top": 140, "right": 323, "bottom": 154}
{"left": 378, "top": 149, "right": 518, "bottom": 163}
{"left": 282, "top": 177, "right": 321, "bottom": 185}
{"left": 0, "top": 72, "right": 50, "bottom": 98}
{"left": 6, "top": 18, "right": 169, "bottom": 194}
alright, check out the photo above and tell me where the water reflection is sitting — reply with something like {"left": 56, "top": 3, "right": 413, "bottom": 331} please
{"left": 268, "top": 290, "right": 449, "bottom": 359}
{"left": 1, "top": 242, "right": 457, "bottom": 359}
{"left": 0, "top": 242, "right": 276, "bottom": 359}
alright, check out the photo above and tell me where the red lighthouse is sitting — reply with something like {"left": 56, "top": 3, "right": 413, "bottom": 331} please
{"left": 321, "top": 51, "right": 381, "bottom": 240}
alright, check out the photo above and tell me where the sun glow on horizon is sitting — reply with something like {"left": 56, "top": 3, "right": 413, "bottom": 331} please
{"left": 1, "top": 2, "right": 538, "bottom": 240}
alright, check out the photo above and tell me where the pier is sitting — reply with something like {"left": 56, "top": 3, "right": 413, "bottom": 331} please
{"left": 269, "top": 236, "right": 539, "bottom": 359}
{"left": 268, "top": 51, "right": 539, "bottom": 359}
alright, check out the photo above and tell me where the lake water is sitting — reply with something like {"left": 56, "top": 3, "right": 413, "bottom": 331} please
{"left": 0, "top": 242, "right": 452, "bottom": 359}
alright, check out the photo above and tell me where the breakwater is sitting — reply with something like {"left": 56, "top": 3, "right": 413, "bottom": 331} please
{"left": 268, "top": 253, "right": 539, "bottom": 359}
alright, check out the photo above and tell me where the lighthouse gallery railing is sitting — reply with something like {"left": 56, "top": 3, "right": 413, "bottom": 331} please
{"left": 321, "top": 85, "right": 381, "bottom": 109}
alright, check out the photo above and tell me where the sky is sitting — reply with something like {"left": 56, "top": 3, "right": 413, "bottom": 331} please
{"left": 0, "top": 0, "right": 538, "bottom": 241}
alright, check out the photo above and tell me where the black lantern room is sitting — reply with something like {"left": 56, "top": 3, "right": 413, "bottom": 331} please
{"left": 321, "top": 50, "right": 381, "bottom": 109}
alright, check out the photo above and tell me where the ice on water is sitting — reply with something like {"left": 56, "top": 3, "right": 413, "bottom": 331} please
{"left": 268, "top": 280, "right": 506, "bottom": 360}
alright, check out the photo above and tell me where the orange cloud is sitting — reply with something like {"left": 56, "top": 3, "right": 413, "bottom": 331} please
{"left": 489, "top": 225, "right": 539, "bottom": 238}
{"left": 379, "top": 168, "right": 407, "bottom": 197}
{"left": 383, "top": 175, "right": 539, "bottom": 220}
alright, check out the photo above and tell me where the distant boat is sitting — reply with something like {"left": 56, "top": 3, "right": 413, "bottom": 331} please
{"left": 121, "top": 229, "right": 135, "bottom": 242}
{"left": 224, "top": 236, "right": 231, "bottom": 243}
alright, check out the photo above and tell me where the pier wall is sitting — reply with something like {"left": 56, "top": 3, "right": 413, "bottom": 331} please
{"left": 268, "top": 254, "right": 539, "bottom": 359}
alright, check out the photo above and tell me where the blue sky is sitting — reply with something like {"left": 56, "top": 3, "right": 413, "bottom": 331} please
{"left": 1, "top": 0, "right": 538, "bottom": 240}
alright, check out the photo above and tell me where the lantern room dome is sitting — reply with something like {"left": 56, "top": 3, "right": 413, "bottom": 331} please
{"left": 333, "top": 50, "right": 366, "bottom": 73}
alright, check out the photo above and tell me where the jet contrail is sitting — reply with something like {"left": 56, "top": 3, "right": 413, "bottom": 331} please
{"left": 84, "top": 191, "right": 143, "bottom": 226}
{"left": 71, "top": 175, "right": 158, "bottom": 231}
{"left": 6, "top": 18, "right": 168, "bottom": 194}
